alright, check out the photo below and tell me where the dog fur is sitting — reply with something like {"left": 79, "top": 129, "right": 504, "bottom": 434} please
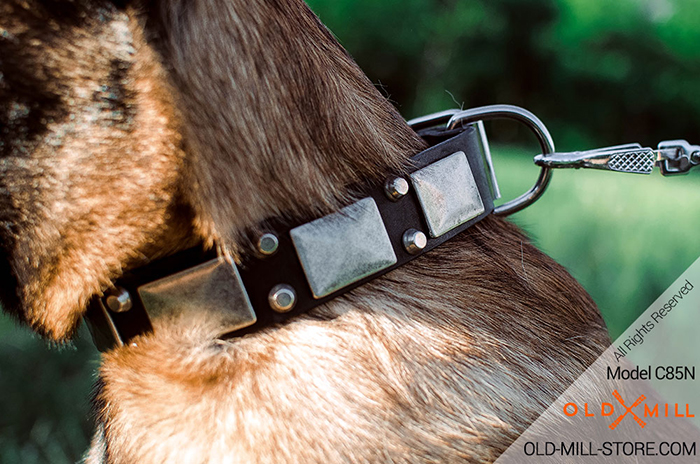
{"left": 0, "top": 0, "right": 610, "bottom": 462}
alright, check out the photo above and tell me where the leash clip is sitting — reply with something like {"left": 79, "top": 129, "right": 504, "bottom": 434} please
{"left": 533, "top": 144, "right": 656, "bottom": 174}
{"left": 533, "top": 140, "right": 700, "bottom": 176}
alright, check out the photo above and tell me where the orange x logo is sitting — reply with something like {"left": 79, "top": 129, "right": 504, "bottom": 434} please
{"left": 609, "top": 390, "right": 646, "bottom": 430}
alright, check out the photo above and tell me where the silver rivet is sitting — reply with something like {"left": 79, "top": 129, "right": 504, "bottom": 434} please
{"left": 105, "top": 287, "right": 132, "bottom": 313}
{"left": 257, "top": 233, "right": 279, "bottom": 256}
{"left": 268, "top": 284, "right": 296, "bottom": 313}
{"left": 384, "top": 177, "right": 410, "bottom": 201}
{"left": 403, "top": 229, "right": 428, "bottom": 255}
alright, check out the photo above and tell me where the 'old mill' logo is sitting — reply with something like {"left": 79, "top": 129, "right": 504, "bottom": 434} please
{"left": 563, "top": 390, "right": 694, "bottom": 430}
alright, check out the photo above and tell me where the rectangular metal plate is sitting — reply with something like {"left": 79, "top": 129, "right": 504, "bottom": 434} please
{"left": 138, "top": 258, "right": 256, "bottom": 335}
{"left": 290, "top": 197, "right": 397, "bottom": 298}
{"left": 410, "top": 151, "right": 485, "bottom": 238}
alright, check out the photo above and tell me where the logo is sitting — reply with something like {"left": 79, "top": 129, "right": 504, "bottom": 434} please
{"left": 609, "top": 390, "right": 645, "bottom": 430}
{"left": 563, "top": 391, "right": 693, "bottom": 430}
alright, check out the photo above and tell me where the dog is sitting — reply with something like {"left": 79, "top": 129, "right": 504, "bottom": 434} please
{"left": 0, "top": 0, "right": 610, "bottom": 462}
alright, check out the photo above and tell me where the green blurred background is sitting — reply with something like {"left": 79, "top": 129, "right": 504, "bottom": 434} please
{"left": 2, "top": 0, "right": 699, "bottom": 462}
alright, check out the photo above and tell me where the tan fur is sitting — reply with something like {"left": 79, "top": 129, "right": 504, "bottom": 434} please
{"left": 0, "top": 0, "right": 195, "bottom": 339}
{"left": 0, "top": 1, "right": 609, "bottom": 462}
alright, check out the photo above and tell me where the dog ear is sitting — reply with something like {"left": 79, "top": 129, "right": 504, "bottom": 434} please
{"left": 0, "top": 1, "right": 195, "bottom": 341}
{"left": 145, "top": 0, "right": 426, "bottom": 254}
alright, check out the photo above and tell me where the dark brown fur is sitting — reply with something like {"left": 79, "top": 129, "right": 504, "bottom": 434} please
{"left": 0, "top": 1, "right": 609, "bottom": 462}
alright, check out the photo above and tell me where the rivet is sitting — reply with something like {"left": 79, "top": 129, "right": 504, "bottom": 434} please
{"left": 268, "top": 284, "right": 296, "bottom": 313}
{"left": 403, "top": 229, "right": 428, "bottom": 255}
{"left": 384, "top": 177, "right": 410, "bottom": 201}
{"left": 105, "top": 287, "right": 132, "bottom": 313}
{"left": 257, "top": 233, "right": 279, "bottom": 256}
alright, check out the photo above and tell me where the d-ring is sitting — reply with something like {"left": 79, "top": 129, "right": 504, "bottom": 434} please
{"left": 406, "top": 109, "right": 462, "bottom": 132}
{"left": 445, "top": 105, "right": 555, "bottom": 216}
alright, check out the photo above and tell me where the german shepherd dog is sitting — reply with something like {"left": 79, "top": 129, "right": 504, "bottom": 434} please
{"left": 0, "top": 0, "right": 609, "bottom": 462}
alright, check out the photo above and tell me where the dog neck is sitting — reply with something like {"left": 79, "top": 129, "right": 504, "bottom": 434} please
{"left": 147, "top": 0, "right": 427, "bottom": 256}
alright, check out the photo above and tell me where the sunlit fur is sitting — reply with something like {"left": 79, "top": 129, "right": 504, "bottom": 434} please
{"left": 0, "top": 1, "right": 609, "bottom": 463}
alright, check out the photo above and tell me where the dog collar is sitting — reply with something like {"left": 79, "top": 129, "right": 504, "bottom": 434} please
{"left": 85, "top": 105, "right": 555, "bottom": 352}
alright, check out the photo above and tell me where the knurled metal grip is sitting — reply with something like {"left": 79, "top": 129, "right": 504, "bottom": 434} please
{"left": 607, "top": 150, "right": 655, "bottom": 174}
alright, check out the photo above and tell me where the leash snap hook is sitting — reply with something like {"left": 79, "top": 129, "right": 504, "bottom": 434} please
{"left": 533, "top": 139, "right": 700, "bottom": 176}
{"left": 533, "top": 143, "right": 657, "bottom": 175}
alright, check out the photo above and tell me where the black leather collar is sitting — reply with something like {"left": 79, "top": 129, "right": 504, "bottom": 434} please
{"left": 86, "top": 125, "right": 494, "bottom": 351}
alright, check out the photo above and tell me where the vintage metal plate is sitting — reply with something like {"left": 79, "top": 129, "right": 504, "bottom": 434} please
{"left": 410, "top": 151, "right": 485, "bottom": 238}
{"left": 290, "top": 197, "right": 397, "bottom": 298}
{"left": 138, "top": 258, "right": 256, "bottom": 335}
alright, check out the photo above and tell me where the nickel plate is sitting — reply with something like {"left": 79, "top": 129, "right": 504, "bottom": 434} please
{"left": 138, "top": 258, "right": 257, "bottom": 335}
{"left": 410, "top": 151, "right": 485, "bottom": 238}
{"left": 290, "top": 198, "right": 397, "bottom": 298}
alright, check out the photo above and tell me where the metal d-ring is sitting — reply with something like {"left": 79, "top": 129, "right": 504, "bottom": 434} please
{"left": 445, "top": 105, "right": 555, "bottom": 216}
{"left": 407, "top": 109, "right": 462, "bottom": 131}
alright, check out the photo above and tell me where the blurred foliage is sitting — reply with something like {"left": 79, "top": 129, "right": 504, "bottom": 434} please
{"left": 308, "top": 0, "right": 700, "bottom": 150}
{"left": 3, "top": 0, "right": 700, "bottom": 461}
{"left": 0, "top": 315, "right": 98, "bottom": 464}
